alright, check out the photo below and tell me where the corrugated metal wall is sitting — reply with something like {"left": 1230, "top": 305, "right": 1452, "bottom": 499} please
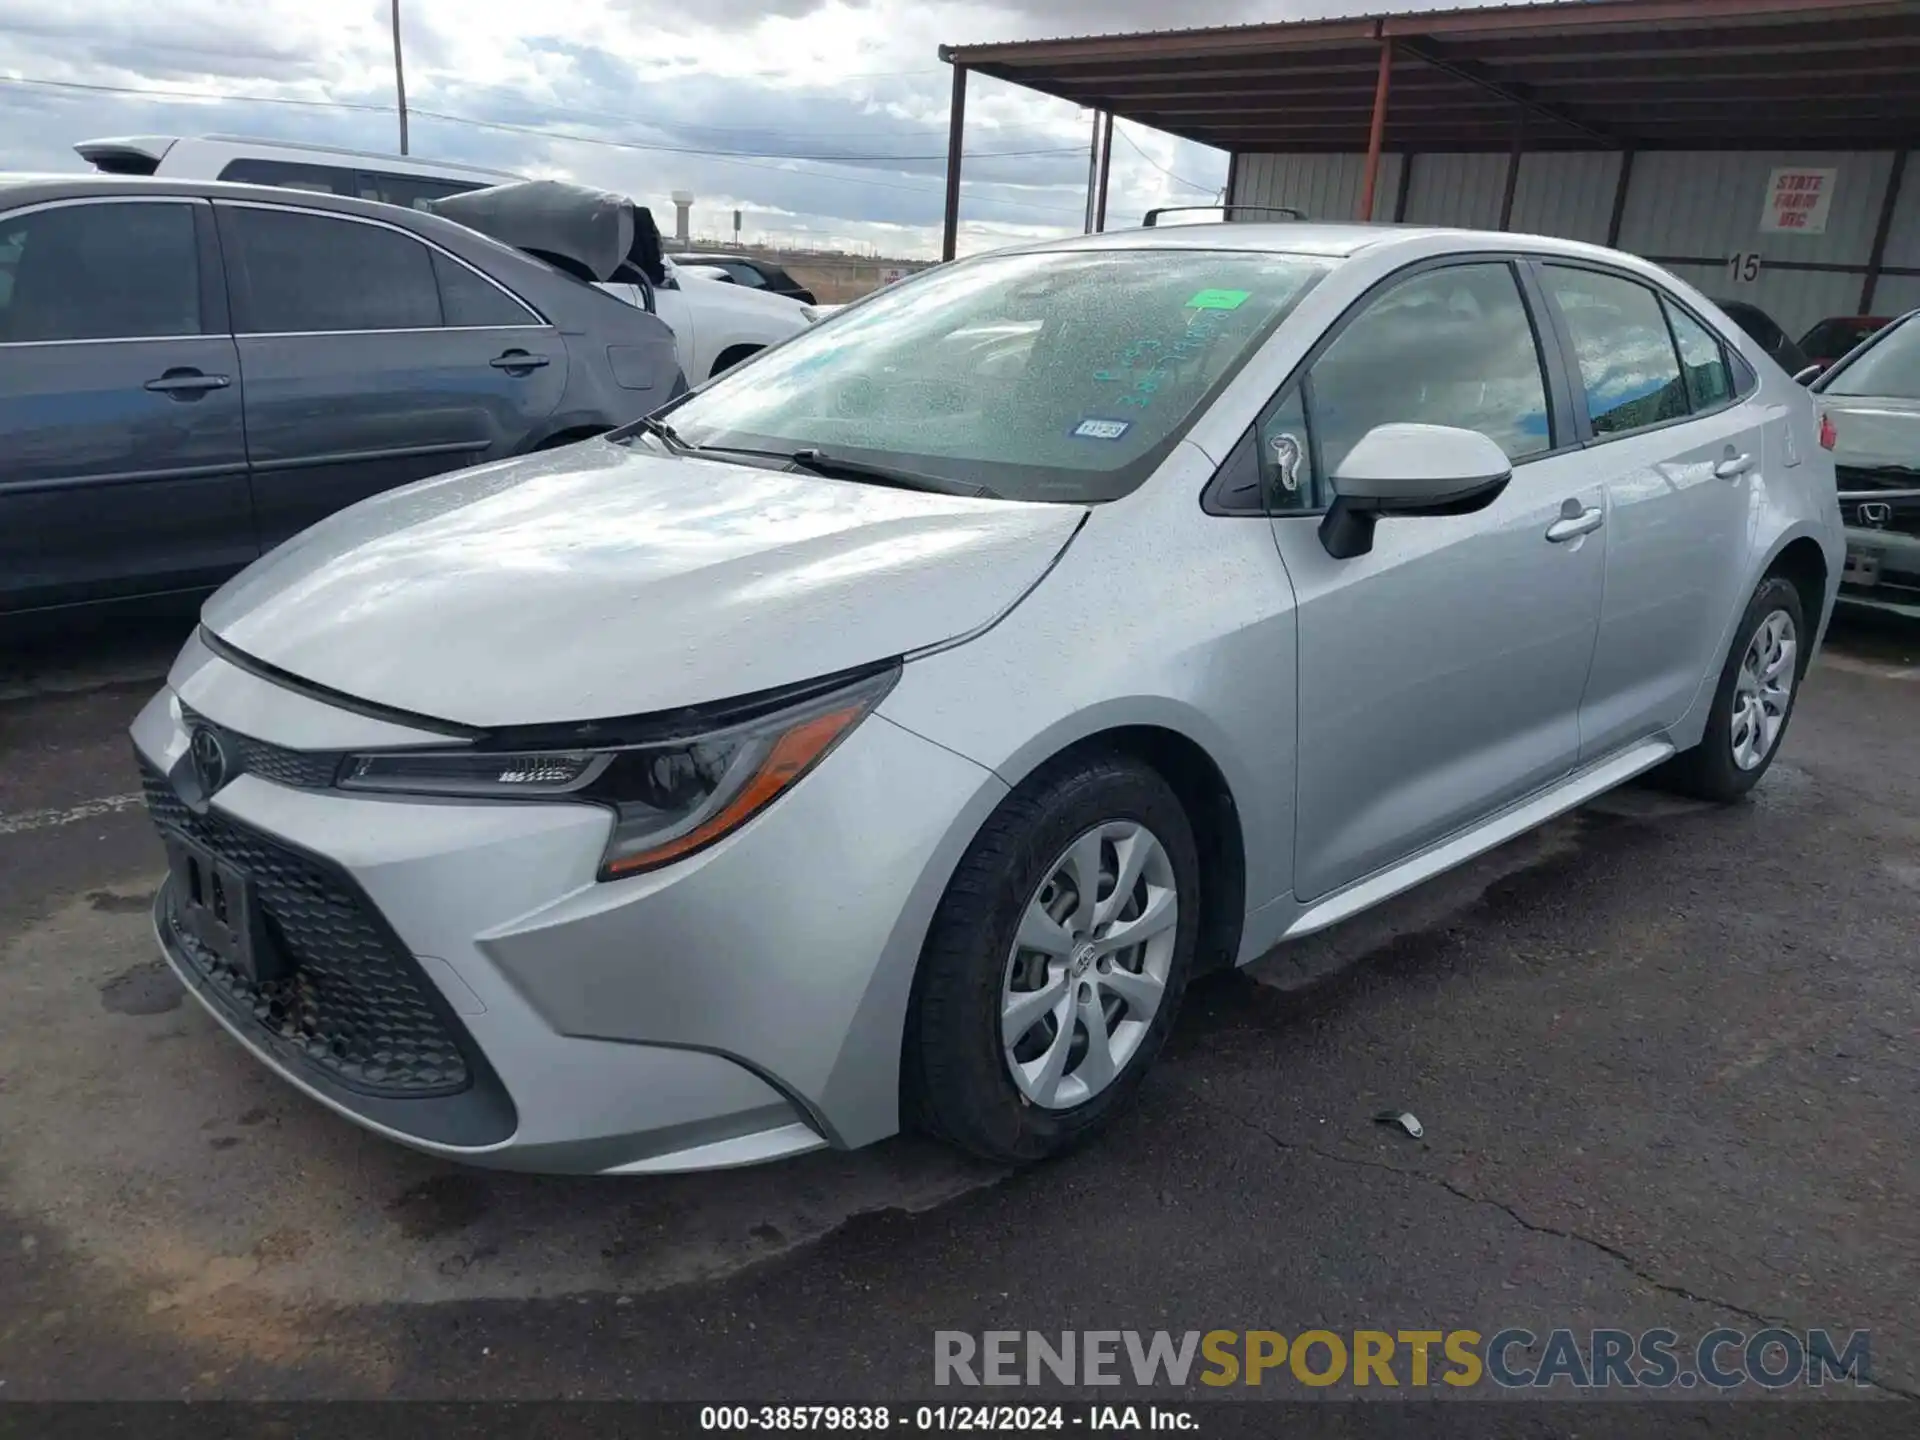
{"left": 1228, "top": 147, "right": 1920, "bottom": 335}
{"left": 1402, "top": 153, "right": 1508, "bottom": 228}
{"left": 1616, "top": 151, "right": 1894, "bottom": 268}
{"left": 1508, "top": 152, "right": 1622, "bottom": 245}
{"left": 1234, "top": 153, "right": 1403, "bottom": 223}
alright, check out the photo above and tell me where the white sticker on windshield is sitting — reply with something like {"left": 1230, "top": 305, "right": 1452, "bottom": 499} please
{"left": 1073, "top": 418, "right": 1132, "bottom": 440}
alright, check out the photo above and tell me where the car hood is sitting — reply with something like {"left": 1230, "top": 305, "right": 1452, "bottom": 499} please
{"left": 1820, "top": 393, "right": 1920, "bottom": 476}
{"left": 202, "top": 440, "right": 1085, "bottom": 728}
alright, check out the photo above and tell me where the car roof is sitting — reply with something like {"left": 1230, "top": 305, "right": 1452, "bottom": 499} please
{"left": 0, "top": 172, "right": 454, "bottom": 218}
{"left": 1006, "top": 220, "right": 1663, "bottom": 270}
{"left": 73, "top": 133, "right": 518, "bottom": 180}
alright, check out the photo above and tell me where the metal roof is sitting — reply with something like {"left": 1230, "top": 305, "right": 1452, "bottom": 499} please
{"left": 940, "top": 0, "right": 1920, "bottom": 153}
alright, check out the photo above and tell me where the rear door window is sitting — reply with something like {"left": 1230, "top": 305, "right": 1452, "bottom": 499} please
{"left": 1542, "top": 266, "right": 1690, "bottom": 436}
{"left": 0, "top": 201, "right": 200, "bottom": 343}
{"left": 221, "top": 206, "right": 443, "bottom": 333}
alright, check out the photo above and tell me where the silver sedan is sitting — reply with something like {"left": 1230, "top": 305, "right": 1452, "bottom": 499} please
{"left": 133, "top": 222, "right": 1843, "bottom": 1173}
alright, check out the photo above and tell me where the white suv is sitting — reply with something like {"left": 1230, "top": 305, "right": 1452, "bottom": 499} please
{"left": 75, "top": 134, "right": 814, "bottom": 381}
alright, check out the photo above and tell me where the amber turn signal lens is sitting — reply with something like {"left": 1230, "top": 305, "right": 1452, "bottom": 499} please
{"left": 600, "top": 705, "right": 866, "bottom": 877}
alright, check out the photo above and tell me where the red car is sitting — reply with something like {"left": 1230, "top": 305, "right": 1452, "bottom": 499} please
{"left": 1799, "top": 314, "right": 1893, "bottom": 373}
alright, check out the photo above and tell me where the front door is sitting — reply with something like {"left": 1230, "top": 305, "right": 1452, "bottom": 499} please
{"left": 1262, "top": 259, "right": 1607, "bottom": 903}
{"left": 0, "top": 197, "right": 253, "bottom": 613}
{"left": 1534, "top": 264, "right": 1762, "bottom": 757}
{"left": 214, "top": 201, "right": 567, "bottom": 549}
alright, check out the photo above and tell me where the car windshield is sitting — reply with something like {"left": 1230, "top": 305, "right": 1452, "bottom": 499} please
{"left": 1822, "top": 316, "right": 1920, "bottom": 399}
{"left": 655, "top": 247, "right": 1330, "bottom": 503}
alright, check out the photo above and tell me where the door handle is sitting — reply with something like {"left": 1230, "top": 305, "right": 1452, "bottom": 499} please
{"left": 1545, "top": 506, "right": 1604, "bottom": 543}
{"left": 490, "top": 351, "right": 551, "bottom": 371}
{"left": 1714, "top": 452, "right": 1754, "bottom": 479}
{"left": 144, "top": 370, "right": 231, "bottom": 395}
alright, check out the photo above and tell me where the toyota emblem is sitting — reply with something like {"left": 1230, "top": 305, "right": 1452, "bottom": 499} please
{"left": 189, "top": 726, "right": 231, "bottom": 796}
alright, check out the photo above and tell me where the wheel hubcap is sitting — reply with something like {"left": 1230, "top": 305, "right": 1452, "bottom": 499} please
{"left": 1730, "top": 609, "right": 1797, "bottom": 772}
{"left": 1000, "top": 820, "right": 1179, "bottom": 1111}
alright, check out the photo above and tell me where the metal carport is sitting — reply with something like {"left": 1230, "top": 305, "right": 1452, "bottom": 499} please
{"left": 938, "top": 0, "right": 1920, "bottom": 333}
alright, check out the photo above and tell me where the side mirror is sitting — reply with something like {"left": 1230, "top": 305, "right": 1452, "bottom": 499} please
{"left": 1791, "top": 363, "right": 1822, "bottom": 385}
{"left": 1319, "top": 423, "right": 1513, "bottom": 560}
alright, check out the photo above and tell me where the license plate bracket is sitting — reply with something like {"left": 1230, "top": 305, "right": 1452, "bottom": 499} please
{"left": 163, "top": 830, "right": 279, "bottom": 984}
{"left": 1843, "top": 546, "right": 1881, "bottom": 587}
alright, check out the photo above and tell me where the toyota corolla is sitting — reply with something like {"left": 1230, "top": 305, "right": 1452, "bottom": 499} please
{"left": 134, "top": 223, "right": 1842, "bottom": 1173}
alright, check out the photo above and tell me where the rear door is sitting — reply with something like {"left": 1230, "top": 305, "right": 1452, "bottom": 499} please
{"left": 0, "top": 196, "right": 252, "bottom": 614}
{"left": 1535, "top": 264, "right": 1762, "bottom": 757}
{"left": 214, "top": 200, "right": 567, "bottom": 549}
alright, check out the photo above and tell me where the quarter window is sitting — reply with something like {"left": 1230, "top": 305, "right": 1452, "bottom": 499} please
{"left": 0, "top": 202, "right": 200, "bottom": 343}
{"left": 1542, "top": 266, "right": 1689, "bottom": 436}
{"left": 433, "top": 252, "right": 536, "bottom": 327}
{"left": 1255, "top": 385, "right": 1323, "bottom": 513}
{"left": 222, "top": 207, "right": 442, "bottom": 333}
{"left": 1306, "top": 262, "right": 1553, "bottom": 474}
{"left": 1664, "top": 300, "right": 1734, "bottom": 412}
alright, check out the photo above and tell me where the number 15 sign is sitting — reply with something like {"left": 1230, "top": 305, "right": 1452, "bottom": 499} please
{"left": 1760, "top": 168, "right": 1836, "bottom": 234}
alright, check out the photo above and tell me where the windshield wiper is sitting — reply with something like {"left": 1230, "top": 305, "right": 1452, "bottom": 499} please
{"left": 785, "top": 448, "right": 999, "bottom": 499}
{"left": 628, "top": 414, "right": 691, "bottom": 451}
{"left": 625, "top": 428, "right": 998, "bottom": 499}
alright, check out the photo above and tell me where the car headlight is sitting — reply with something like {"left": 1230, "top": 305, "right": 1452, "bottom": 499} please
{"left": 338, "top": 666, "right": 897, "bottom": 879}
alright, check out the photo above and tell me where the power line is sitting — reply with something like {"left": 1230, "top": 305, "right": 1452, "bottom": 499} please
{"left": 0, "top": 73, "right": 1088, "bottom": 219}
{"left": 436, "top": 76, "right": 950, "bottom": 139}
{"left": 0, "top": 75, "right": 1083, "bottom": 165}
{"left": 1112, "top": 119, "right": 1219, "bottom": 195}
{"left": 409, "top": 105, "right": 1081, "bottom": 164}
{"left": 0, "top": 74, "right": 395, "bottom": 114}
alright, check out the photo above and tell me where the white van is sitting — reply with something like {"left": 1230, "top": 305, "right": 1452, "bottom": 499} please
{"left": 74, "top": 134, "right": 815, "bottom": 381}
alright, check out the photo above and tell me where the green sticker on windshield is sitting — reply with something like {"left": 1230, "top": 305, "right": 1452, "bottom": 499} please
{"left": 1186, "top": 288, "right": 1250, "bottom": 310}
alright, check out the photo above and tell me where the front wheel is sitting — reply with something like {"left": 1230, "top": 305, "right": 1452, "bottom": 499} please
{"left": 906, "top": 753, "right": 1201, "bottom": 1163}
{"left": 1657, "top": 574, "right": 1807, "bottom": 802}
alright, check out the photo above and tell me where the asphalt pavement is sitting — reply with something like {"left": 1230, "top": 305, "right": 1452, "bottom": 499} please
{"left": 1, "top": 610, "right": 1916, "bottom": 1405}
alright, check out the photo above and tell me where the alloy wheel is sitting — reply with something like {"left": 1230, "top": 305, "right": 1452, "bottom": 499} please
{"left": 1730, "top": 609, "right": 1797, "bottom": 771}
{"left": 999, "top": 821, "right": 1179, "bottom": 1111}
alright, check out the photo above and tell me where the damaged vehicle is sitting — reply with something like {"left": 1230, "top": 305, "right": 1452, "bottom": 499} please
{"left": 135, "top": 224, "right": 1840, "bottom": 1174}
{"left": 0, "top": 173, "right": 680, "bottom": 619}
{"left": 1813, "top": 307, "right": 1920, "bottom": 619}
{"left": 74, "top": 136, "right": 817, "bottom": 385}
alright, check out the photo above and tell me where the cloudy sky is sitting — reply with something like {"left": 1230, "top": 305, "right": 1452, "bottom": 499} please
{"left": 0, "top": 0, "right": 1491, "bottom": 259}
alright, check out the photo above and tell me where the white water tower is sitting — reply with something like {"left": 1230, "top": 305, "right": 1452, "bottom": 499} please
{"left": 670, "top": 190, "right": 695, "bottom": 245}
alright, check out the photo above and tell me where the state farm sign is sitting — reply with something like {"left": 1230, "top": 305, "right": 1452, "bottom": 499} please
{"left": 1760, "top": 167, "right": 1836, "bottom": 234}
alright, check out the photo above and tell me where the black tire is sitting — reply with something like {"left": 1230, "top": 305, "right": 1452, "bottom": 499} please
{"left": 1656, "top": 574, "right": 1807, "bottom": 802}
{"left": 906, "top": 750, "right": 1201, "bottom": 1163}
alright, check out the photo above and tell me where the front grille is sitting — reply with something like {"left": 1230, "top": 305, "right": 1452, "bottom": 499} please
{"left": 178, "top": 705, "right": 342, "bottom": 790}
{"left": 142, "top": 759, "right": 472, "bottom": 1098}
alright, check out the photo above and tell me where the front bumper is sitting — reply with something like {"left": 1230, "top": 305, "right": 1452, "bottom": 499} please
{"left": 1838, "top": 523, "right": 1920, "bottom": 621}
{"left": 133, "top": 641, "right": 1005, "bottom": 1173}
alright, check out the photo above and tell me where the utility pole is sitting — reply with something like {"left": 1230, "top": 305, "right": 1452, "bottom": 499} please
{"left": 391, "top": 0, "right": 410, "bottom": 155}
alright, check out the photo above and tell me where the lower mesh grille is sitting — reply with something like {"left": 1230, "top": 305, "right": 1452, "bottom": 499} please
{"left": 141, "top": 759, "right": 472, "bottom": 1098}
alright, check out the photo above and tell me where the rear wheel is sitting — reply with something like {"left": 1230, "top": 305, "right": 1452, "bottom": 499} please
{"left": 907, "top": 752, "right": 1200, "bottom": 1163}
{"left": 1657, "top": 574, "right": 1806, "bottom": 802}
